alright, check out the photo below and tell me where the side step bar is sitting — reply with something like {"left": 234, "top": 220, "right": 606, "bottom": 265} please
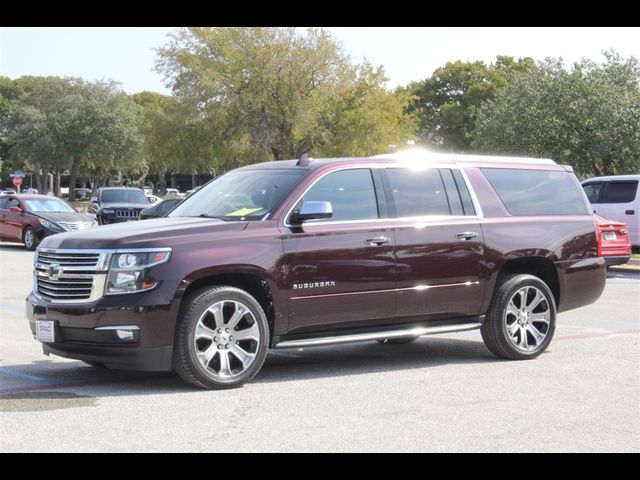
{"left": 274, "top": 322, "right": 482, "bottom": 349}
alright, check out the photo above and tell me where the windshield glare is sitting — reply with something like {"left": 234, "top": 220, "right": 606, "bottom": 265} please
{"left": 25, "top": 199, "right": 76, "bottom": 213}
{"left": 102, "top": 189, "right": 148, "bottom": 204}
{"left": 169, "top": 169, "right": 304, "bottom": 221}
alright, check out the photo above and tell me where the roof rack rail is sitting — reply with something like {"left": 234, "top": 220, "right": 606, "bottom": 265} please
{"left": 372, "top": 150, "right": 557, "bottom": 165}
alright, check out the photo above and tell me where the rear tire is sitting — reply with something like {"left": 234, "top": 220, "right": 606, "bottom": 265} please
{"left": 173, "top": 286, "right": 269, "bottom": 389}
{"left": 481, "top": 274, "right": 556, "bottom": 360}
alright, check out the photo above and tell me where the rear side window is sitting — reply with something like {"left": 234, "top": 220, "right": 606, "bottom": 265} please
{"left": 482, "top": 168, "right": 590, "bottom": 216}
{"left": 600, "top": 181, "right": 638, "bottom": 204}
{"left": 386, "top": 168, "right": 450, "bottom": 217}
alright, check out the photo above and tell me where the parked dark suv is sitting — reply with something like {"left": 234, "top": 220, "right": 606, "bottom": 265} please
{"left": 89, "top": 187, "right": 149, "bottom": 224}
{"left": 26, "top": 153, "right": 606, "bottom": 389}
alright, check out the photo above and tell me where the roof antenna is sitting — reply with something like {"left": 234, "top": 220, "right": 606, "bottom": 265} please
{"left": 297, "top": 152, "right": 311, "bottom": 167}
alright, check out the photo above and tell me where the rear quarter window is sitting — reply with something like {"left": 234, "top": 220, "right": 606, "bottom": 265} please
{"left": 482, "top": 168, "right": 590, "bottom": 216}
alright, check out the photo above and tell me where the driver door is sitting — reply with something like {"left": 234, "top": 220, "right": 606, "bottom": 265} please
{"left": 281, "top": 168, "right": 396, "bottom": 334}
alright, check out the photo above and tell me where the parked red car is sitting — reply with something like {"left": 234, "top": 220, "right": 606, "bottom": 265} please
{"left": 596, "top": 215, "right": 631, "bottom": 266}
{"left": 0, "top": 194, "right": 97, "bottom": 250}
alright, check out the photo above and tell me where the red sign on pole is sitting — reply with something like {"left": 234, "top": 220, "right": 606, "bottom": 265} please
{"left": 13, "top": 177, "right": 22, "bottom": 186}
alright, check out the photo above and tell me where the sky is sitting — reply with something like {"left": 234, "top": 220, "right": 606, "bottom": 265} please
{"left": 1, "top": 27, "right": 640, "bottom": 94}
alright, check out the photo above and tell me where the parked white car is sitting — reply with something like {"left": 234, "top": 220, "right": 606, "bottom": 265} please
{"left": 582, "top": 175, "right": 639, "bottom": 248}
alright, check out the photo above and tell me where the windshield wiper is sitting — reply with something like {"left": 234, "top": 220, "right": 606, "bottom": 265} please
{"left": 197, "top": 213, "right": 230, "bottom": 221}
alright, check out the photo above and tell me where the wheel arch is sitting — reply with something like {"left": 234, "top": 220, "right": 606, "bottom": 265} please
{"left": 496, "top": 256, "right": 560, "bottom": 309}
{"left": 177, "top": 269, "right": 280, "bottom": 345}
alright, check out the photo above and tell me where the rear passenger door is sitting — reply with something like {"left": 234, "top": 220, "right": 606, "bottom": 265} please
{"left": 383, "top": 167, "right": 486, "bottom": 321}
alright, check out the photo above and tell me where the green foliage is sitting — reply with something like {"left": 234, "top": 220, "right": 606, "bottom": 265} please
{"left": 155, "top": 27, "right": 415, "bottom": 163}
{"left": 408, "top": 56, "right": 535, "bottom": 150}
{"left": 473, "top": 51, "right": 640, "bottom": 176}
{"left": 4, "top": 77, "right": 143, "bottom": 198}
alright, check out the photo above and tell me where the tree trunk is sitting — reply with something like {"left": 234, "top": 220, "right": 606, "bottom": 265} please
{"left": 157, "top": 167, "right": 167, "bottom": 196}
{"left": 35, "top": 169, "right": 46, "bottom": 194}
{"left": 54, "top": 172, "right": 61, "bottom": 197}
{"left": 68, "top": 155, "right": 81, "bottom": 202}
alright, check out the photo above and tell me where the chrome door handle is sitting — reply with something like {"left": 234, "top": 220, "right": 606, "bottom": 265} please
{"left": 455, "top": 231, "right": 478, "bottom": 240}
{"left": 364, "top": 236, "right": 391, "bottom": 246}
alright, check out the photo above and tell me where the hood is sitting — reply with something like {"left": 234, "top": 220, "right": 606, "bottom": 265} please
{"left": 33, "top": 212, "right": 96, "bottom": 223}
{"left": 39, "top": 217, "right": 249, "bottom": 249}
{"left": 99, "top": 202, "right": 149, "bottom": 210}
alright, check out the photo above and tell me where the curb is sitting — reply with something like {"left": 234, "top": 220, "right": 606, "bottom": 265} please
{"left": 609, "top": 259, "right": 640, "bottom": 273}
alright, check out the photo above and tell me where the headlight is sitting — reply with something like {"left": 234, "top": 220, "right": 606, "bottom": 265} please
{"left": 105, "top": 249, "right": 171, "bottom": 295}
{"left": 40, "top": 219, "right": 64, "bottom": 232}
{"left": 102, "top": 208, "right": 114, "bottom": 215}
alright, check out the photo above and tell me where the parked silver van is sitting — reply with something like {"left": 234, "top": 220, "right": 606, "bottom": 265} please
{"left": 582, "top": 175, "right": 639, "bottom": 249}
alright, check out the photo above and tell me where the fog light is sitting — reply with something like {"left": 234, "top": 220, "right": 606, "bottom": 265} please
{"left": 95, "top": 325, "right": 140, "bottom": 343}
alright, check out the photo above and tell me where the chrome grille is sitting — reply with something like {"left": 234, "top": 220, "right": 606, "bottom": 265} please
{"left": 58, "top": 221, "right": 94, "bottom": 231}
{"left": 115, "top": 209, "right": 141, "bottom": 219}
{"left": 35, "top": 249, "right": 109, "bottom": 303}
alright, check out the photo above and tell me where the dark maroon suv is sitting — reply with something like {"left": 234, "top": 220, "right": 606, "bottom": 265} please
{"left": 26, "top": 153, "right": 607, "bottom": 389}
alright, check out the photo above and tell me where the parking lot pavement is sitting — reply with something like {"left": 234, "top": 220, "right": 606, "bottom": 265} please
{"left": 1, "top": 243, "right": 639, "bottom": 452}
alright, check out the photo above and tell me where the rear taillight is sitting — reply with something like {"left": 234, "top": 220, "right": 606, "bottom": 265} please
{"left": 595, "top": 217, "right": 602, "bottom": 257}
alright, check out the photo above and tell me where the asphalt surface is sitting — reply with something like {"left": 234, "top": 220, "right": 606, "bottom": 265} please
{"left": 1, "top": 242, "right": 639, "bottom": 452}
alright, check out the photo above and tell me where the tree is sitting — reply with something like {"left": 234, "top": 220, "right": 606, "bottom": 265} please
{"left": 408, "top": 56, "right": 535, "bottom": 151}
{"left": 473, "top": 52, "right": 640, "bottom": 177}
{"left": 5, "top": 77, "right": 143, "bottom": 199}
{"left": 4, "top": 77, "right": 77, "bottom": 193}
{"left": 155, "top": 27, "right": 415, "bottom": 165}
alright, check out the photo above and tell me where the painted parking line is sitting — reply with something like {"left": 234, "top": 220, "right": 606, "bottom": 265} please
{"left": 0, "top": 366, "right": 57, "bottom": 385}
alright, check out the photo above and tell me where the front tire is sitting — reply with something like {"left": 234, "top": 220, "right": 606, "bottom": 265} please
{"left": 23, "top": 226, "right": 38, "bottom": 251}
{"left": 481, "top": 274, "right": 556, "bottom": 360}
{"left": 173, "top": 286, "right": 269, "bottom": 389}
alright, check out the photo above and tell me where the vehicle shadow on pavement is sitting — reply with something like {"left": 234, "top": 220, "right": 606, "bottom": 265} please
{"left": 256, "top": 336, "right": 497, "bottom": 384}
{"left": 0, "top": 337, "right": 496, "bottom": 397}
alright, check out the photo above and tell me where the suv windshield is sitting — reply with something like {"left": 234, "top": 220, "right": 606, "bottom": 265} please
{"left": 101, "top": 189, "right": 148, "bottom": 204}
{"left": 169, "top": 169, "right": 305, "bottom": 221}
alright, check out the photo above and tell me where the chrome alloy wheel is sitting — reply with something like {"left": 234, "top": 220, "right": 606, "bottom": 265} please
{"left": 504, "top": 286, "right": 551, "bottom": 353}
{"left": 193, "top": 300, "right": 261, "bottom": 379}
{"left": 24, "top": 228, "right": 35, "bottom": 249}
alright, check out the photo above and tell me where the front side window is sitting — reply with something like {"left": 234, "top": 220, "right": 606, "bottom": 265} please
{"left": 582, "top": 182, "right": 602, "bottom": 203}
{"left": 295, "top": 169, "right": 379, "bottom": 223}
{"left": 386, "top": 168, "right": 450, "bottom": 217}
{"left": 482, "top": 168, "right": 590, "bottom": 216}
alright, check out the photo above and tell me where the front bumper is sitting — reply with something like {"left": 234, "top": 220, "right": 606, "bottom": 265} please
{"left": 26, "top": 290, "right": 179, "bottom": 371}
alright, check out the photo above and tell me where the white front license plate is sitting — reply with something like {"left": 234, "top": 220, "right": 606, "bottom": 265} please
{"left": 36, "top": 320, "right": 55, "bottom": 343}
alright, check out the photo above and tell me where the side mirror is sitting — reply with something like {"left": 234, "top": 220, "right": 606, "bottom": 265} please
{"left": 9, "top": 206, "right": 23, "bottom": 214}
{"left": 90, "top": 197, "right": 98, "bottom": 203}
{"left": 290, "top": 201, "right": 333, "bottom": 225}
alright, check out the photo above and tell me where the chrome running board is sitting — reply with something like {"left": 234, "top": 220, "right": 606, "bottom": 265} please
{"left": 274, "top": 322, "right": 482, "bottom": 349}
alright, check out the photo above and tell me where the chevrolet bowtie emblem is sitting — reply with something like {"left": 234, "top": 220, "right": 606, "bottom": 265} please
{"left": 47, "top": 263, "right": 63, "bottom": 281}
